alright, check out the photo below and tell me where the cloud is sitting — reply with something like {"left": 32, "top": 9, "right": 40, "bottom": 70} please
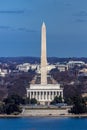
{"left": 18, "top": 27, "right": 37, "bottom": 33}
{"left": 75, "top": 19, "right": 86, "bottom": 23}
{"left": 0, "top": 10, "right": 24, "bottom": 14}
{"left": 73, "top": 10, "right": 87, "bottom": 23}
{"left": 65, "top": 3, "right": 70, "bottom": 6}
{"left": 73, "top": 11, "right": 87, "bottom": 17}
{"left": 0, "top": 26, "right": 37, "bottom": 33}
{"left": 0, "top": 26, "right": 11, "bottom": 29}
{"left": 64, "top": 1, "right": 72, "bottom": 7}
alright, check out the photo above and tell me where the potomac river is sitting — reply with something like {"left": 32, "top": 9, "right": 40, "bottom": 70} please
{"left": 0, "top": 117, "right": 87, "bottom": 130}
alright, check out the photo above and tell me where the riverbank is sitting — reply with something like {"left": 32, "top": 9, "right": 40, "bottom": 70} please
{"left": 0, "top": 107, "right": 86, "bottom": 118}
{"left": 0, "top": 113, "right": 87, "bottom": 118}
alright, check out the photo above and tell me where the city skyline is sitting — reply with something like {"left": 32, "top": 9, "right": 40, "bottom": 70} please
{"left": 0, "top": 0, "right": 87, "bottom": 57}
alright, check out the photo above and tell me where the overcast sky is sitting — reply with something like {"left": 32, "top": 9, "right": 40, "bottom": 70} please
{"left": 0, "top": 0, "right": 87, "bottom": 57}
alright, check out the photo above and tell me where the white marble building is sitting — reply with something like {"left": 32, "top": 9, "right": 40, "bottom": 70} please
{"left": 27, "top": 84, "right": 63, "bottom": 105}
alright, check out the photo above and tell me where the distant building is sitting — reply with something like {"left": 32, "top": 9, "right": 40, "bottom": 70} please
{"left": 38, "top": 64, "right": 56, "bottom": 73}
{"left": 78, "top": 68, "right": 87, "bottom": 77}
{"left": 16, "top": 63, "right": 39, "bottom": 72}
{"left": 0, "top": 69, "right": 11, "bottom": 77}
{"left": 67, "top": 61, "right": 85, "bottom": 68}
{"left": 47, "top": 64, "right": 56, "bottom": 72}
{"left": 30, "top": 64, "right": 38, "bottom": 70}
{"left": 56, "top": 64, "right": 68, "bottom": 72}
{"left": 16, "top": 63, "right": 30, "bottom": 72}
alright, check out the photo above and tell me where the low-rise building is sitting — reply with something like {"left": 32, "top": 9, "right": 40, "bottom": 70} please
{"left": 67, "top": 61, "right": 85, "bottom": 68}
{"left": 0, "top": 69, "right": 11, "bottom": 77}
{"left": 56, "top": 64, "right": 68, "bottom": 72}
{"left": 16, "top": 63, "right": 30, "bottom": 72}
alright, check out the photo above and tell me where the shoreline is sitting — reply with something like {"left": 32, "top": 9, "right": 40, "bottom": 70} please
{"left": 0, "top": 114, "right": 87, "bottom": 118}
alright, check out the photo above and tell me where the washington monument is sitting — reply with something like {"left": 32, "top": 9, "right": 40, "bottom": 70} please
{"left": 41, "top": 22, "right": 47, "bottom": 85}
{"left": 27, "top": 22, "right": 63, "bottom": 105}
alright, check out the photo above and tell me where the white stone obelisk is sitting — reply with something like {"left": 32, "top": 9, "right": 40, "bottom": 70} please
{"left": 41, "top": 22, "right": 47, "bottom": 85}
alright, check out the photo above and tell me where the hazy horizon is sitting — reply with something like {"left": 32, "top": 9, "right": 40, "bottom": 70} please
{"left": 0, "top": 56, "right": 87, "bottom": 58}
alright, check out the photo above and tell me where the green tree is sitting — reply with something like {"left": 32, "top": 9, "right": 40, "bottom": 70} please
{"left": 51, "top": 96, "right": 62, "bottom": 105}
{"left": 70, "top": 95, "right": 87, "bottom": 114}
{"left": 0, "top": 104, "right": 5, "bottom": 114}
{"left": 3, "top": 94, "right": 23, "bottom": 115}
{"left": 4, "top": 94, "right": 23, "bottom": 105}
{"left": 25, "top": 97, "right": 31, "bottom": 104}
{"left": 64, "top": 97, "right": 73, "bottom": 105}
{"left": 4, "top": 104, "right": 22, "bottom": 115}
{"left": 30, "top": 98, "right": 37, "bottom": 104}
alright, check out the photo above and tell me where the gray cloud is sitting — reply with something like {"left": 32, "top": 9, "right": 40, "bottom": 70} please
{"left": 73, "top": 11, "right": 87, "bottom": 17}
{"left": 0, "top": 26, "right": 11, "bottom": 29}
{"left": 18, "top": 27, "right": 37, "bottom": 33}
{"left": 0, "top": 26, "right": 37, "bottom": 33}
{"left": 0, "top": 10, "right": 24, "bottom": 14}
{"left": 75, "top": 19, "right": 86, "bottom": 23}
{"left": 73, "top": 10, "right": 87, "bottom": 23}
{"left": 0, "top": 25, "right": 38, "bottom": 33}
{"left": 65, "top": 3, "right": 72, "bottom": 6}
{"left": 64, "top": 1, "right": 72, "bottom": 7}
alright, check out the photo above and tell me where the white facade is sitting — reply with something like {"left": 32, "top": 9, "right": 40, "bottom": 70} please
{"left": 56, "top": 64, "right": 68, "bottom": 72}
{"left": 17, "top": 63, "right": 30, "bottom": 72}
{"left": 27, "top": 84, "right": 63, "bottom": 105}
{"left": 68, "top": 61, "right": 85, "bottom": 68}
{"left": 0, "top": 69, "right": 11, "bottom": 77}
{"left": 17, "top": 63, "right": 38, "bottom": 72}
{"left": 47, "top": 64, "right": 56, "bottom": 72}
{"left": 31, "top": 64, "right": 38, "bottom": 70}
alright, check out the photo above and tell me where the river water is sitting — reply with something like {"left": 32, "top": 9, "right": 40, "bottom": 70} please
{"left": 0, "top": 117, "right": 87, "bottom": 130}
